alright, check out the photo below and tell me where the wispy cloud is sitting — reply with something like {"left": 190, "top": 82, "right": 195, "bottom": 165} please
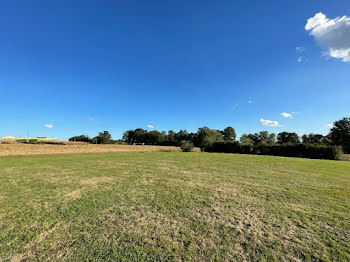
{"left": 44, "top": 124, "right": 53, "bottom": 129}
{"left": 248, "top": 100, "right": 254, "bottom": 104}
{"left": 296, "top": 46, "right": 306, "bottom": 63}
{"left": 260, "top": 118, "right": 279, "bottom": 127}
{"left": 327, "top": 123, "right": 334, "bottom": 128}
{"left": 296, "top": 46, "right": 306, "bottom": 52}
{"left": 305, "top": 12, "right": 350, "bottom": 62}
{"left": 281, "top": 112, "right": 293, "bottom": 118}
{"left": 88, "top": 117, "right": 97, "bottom": 125}
{"left": 147, "top": 125, "right": 155, "bottom": 129}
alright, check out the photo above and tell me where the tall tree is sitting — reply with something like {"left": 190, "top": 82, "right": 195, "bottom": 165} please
{"left": 223, "top": 127, "right": 236, "bottom": 142}
{"left": 122, "top": 130, "right": 134, "bottom": 144}
{"left": 167, "top": 130, "right": 176, "bottom": 146}
{"left": 95, "top": 131, "right": 112, "bottom": 144}
{"left": 277, "top": 132, "right": 300, "bottom": 144}
{"left": 257, "top": 131, "right": 276, "bottom": 145}
{"left": 240, "top": 134, "right": 254, "bottom": 146}
{"left": 301, "top": 133, "right": 326, "bottom": 145}
{"left": 328, "top": 117, "right": 350, "bottom": 153}
{"left": 174, "top": 130, "right": 189, "bottom": 145}
{"left": 68, "top": 135, "right": 91, "bottom": 143}
{"left": 132, "top": 128, "right": 148, "bottom": 144}
{"left": 196, "top": 127, "right": 223, "bottom": 151}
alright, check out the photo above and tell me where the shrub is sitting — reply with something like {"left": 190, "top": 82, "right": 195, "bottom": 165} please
{"left": 15, "top": 139, "right": 27, "bottom": 144}
{"left": 180, "top": 140, "right": 194, "bottom": 152}
{"left": 207, "top": 142, "right": 342, "bottom": 160}
{"left": 28, "top": 139, "right": 39, "bottom": 144}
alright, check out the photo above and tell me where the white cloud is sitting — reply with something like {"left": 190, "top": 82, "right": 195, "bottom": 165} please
{"left": 44, "top": 124, "right": 53, "bottom": 129}
{"left": 147, "top": 125, "right": 155, "bottom": 129}
{"left": 88, "top": 117, "right": 97, "bottom": 125}
{"left": 248, "top": 100, "right": 253, "bottom": 104}
{"left": 281, "top": 112, "right": 293, "bottom": 118}
{"left": 327, "top": 123, "right": 334, "bottom": 128}
{"left": 296, "top": 47, "right": 306, "bottom": 63}
{"left": 305, "top": 12, "right": 350, "bottom": 62}
{"left": 296, "top": 46, "right": 305, "bottom": 52}
{"left": 260, "top": 118, "right": 279, "bottom": 127}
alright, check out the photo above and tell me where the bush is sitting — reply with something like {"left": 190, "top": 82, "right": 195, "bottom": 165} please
{"left": 28, "top": 139, "right": 39, "bottom": 144}
{"left": 207, "top": 142, "right": 342, "bottom": 160}
{"left": 16, "top": 139, "right": 29, "bottom": 144}
{"left": 180, "top": 140, "right": 194, "bottom": 152}
{"left": 16, "top": 139, "right": 40, "bottom": 144}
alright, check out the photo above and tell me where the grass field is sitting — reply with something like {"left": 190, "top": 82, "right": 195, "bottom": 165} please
{"left": 0, "top": 144, "right": 200, "bottom": 157}
{"left": 0, "top": 152, "right": 349, "bottom": 261}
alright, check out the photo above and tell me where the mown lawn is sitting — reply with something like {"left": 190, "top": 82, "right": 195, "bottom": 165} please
{"left": 0, "top": 152, "right": 349, "bottom": 261}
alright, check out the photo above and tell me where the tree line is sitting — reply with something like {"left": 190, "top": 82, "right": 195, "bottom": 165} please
{"left": 69, "top": 117, "right": 350, "bottom": 154}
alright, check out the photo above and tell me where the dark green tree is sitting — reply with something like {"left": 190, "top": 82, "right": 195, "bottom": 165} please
{"left": 196, "top": 127, "right": 223, "bottom": 151}
{"left": 122, "top": 130, "right": 134, "bottom": 144}
{"left": 301, "top": 133, "right": 326, "bottom": 145}
{"left": 223, "top": 127, "right": 236, "bottom": 141}
{"left": 146, "top": 130, "right": 162, "bottom": 145}
{"left": 328, "top": 117, "right": 350, "bottom": 153}
{"left": 167, "top": 130, "right": 176, "bottom": 145}
{"left": 240, "top": 133, "right": 255, "bottom": 146}
{"left": 174, "top": 130, "right": 189, "bottom": 146}
{"left": 132, "top": 129, "right": 148, "bottom": 144}
{"left": 68, "top": 135, "right": 91, "bottom": 143}
{"left": 95, "top": 131, "right": 112, "bottom": 144}
{"left": 277, "top": 132, "right": 300, "bottom": 144}
{"left": 256, "top": 131, "right": 276, "bottom": 145}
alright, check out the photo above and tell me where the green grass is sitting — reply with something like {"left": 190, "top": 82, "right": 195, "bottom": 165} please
{"left": 0, "top": 152, "right": 349, "bottom": 261}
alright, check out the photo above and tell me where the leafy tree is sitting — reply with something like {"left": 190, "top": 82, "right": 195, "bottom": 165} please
{"left": 328, "top": 117, "right": 350, "bottom": 153}
{"left": 180, "top": 140, "right": 194, "bottom": 152}
{"left": 132, "top": 128, "right": 148, "bottom": 144}
{"left": 68, "top": 135, "right": 91, "bottom": 143}
{"left": 301, "top": 133, "right": 327, "bottom": 145}
{"left": 277, "top": 132, "right": 300, "bottom": 144}
{"left": 240, "top": 134, "right": 254, "bottom": 146}
{"left": 196, "top": 127, "right": 223, "bottom": 151}
{"left": 94, "top": 131, "right": 112, "bottom": 144}
{"left": 145, "top": 130, "right": 163, "bottom": 145}
{"left": 166, "top": 130, "right": 177, "bottom": 146}
{"left": 122, "top": 130, "right": 134, "bottom": 144}
{"left": 223, "top": 127, "right": 236, "bottom": 141}
{"left": 239, "top": 131, "right": 275, "bottom": 146}
{"left": 174, "top": 130, "right": 189, "bottom": 146}
{"left": 267, "top": 133, "right": 276, "bottom": 144}
{"left": 256, "top": 131, "right": 276, "bottom": 145}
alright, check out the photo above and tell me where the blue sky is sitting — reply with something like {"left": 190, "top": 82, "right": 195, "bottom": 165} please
{"left": 1, "top": 0, "right": 349, "bottom": 140}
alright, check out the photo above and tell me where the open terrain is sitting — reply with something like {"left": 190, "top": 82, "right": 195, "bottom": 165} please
{"left": 0, "top": 143, "right": 201, "bottom": 157}
{"left": 0, "top": 152, "right": 349, "bottom": 261}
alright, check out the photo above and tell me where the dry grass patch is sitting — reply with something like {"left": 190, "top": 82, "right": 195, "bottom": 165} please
{"left": 0, "top": 144, "right": 201, "bottom": 157}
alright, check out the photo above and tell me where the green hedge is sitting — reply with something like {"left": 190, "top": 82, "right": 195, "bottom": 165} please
{"left": 206, "top": 142, "right": 343, "bottom": 160}
{"left": 16, "top": 139, "right": 40, "bottom": 144}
